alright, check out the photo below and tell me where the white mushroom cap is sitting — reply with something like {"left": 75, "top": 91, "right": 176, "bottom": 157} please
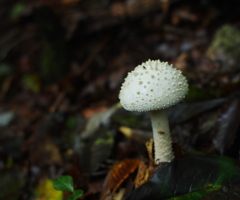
{"left": 119, "top": 59, "right": 188, "bottom": 112}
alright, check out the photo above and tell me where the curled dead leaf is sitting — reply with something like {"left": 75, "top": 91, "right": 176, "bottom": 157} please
{"left": 108, "top": 159, "right": 140, "bottom": 192}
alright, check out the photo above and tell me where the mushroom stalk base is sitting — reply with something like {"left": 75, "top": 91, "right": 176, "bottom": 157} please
{"left": 149, "top": 110, "right": 174, "bottom": 164}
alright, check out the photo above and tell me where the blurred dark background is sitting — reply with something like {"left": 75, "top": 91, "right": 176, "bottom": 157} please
{"left": 0, "top": 0, "right": 240, "bottom": 199}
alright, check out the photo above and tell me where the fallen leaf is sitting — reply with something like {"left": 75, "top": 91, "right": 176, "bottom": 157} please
{"left": 213, "top": 98, "right": 240, "bottom": 155}
{"left": 126, "top": 155, "right": 240, "bottom": 200}
{"left": 168, "top": 98, "right": 226, "bottom": 125}
{"left": 108, "top": 159, "right": 140, "bottom": 191}
{"left": 119, "top": 126, "right": 152, "bottom": 144}
{"left": 90, "top": 130, "right": 114, "bottom": 172}
{"left": 134, "top": 160, "right": 152, "bottom": 188}
{"left": 112, "top": 188, "right": 126, "bottom": 200}
{"left": 34, "top": 178, "right": 63, "bottom": 200}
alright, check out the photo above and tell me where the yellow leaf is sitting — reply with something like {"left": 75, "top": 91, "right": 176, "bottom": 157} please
{"left": 34, "top": 178, "right": 63, "bottom": 200}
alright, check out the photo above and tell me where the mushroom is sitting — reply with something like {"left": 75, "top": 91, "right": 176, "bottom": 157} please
{"left": 119, "top": 59, "right": 188, "bottom": 164}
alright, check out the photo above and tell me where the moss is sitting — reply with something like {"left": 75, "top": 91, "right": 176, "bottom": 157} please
{"left": 208, "top": 24, "right": 240, "bottom": 59}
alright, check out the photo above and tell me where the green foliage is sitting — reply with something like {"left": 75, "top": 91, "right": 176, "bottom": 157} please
{"left": 53, "top": 175, "right": 84, "bottom": 200}
{"left": 53, "top": 175, "right": 74, "bottom": 192}
{"left": 67, "top": 190, "right": 84, "bottom": 200}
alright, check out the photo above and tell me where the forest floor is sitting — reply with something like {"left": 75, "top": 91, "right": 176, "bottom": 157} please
{"left": 0, "top": 0, "right": 240, "bottom": 199}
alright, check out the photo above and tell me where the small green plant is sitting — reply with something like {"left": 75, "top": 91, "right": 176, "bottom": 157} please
{"left": 53, "top": 175, "right": 84, "bottom": 200}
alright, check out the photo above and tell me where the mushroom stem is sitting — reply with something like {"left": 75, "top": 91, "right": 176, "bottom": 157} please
{"left": 149, "top": 109, "right": 174, "bottom": 164}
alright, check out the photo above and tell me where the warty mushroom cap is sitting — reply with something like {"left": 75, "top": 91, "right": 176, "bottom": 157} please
{"left": 119, "top": 59, "right": 188, "bottom": 112}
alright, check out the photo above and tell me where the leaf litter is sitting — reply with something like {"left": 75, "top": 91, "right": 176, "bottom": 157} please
{"left": 0, "top": 0, "right": 240, "bottom": 199}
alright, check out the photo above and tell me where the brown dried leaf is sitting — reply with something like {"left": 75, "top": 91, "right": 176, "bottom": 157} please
{"left": 146, "top": 139, "right": 155, "bottom": 166}
{"left": 82, "top": 105, "right": 108, "bottom": 119}
{"left": 134, "top": 160, "right": 152, "bottom": 188}
{"left": 133, "top": 140, "right": 155, "bottom": 188}
{"left": 108, "top": 159, "right": 140, "bottom": 191}
{"left": 81, "top": 179, "right": 106, "bottom": 199}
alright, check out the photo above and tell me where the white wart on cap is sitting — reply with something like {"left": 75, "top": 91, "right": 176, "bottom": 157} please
{"left": 119, "top": 59, "right": 188, "bottom": 112}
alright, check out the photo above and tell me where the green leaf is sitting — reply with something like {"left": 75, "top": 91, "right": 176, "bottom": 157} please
{"left": 53, "top": 175, "right": 74, "bottom": 192}
{"left": 126, "top": 155, "right": 240, "bottom": 200}
{"left": 67, "top": 190, "right": 84, "bottom": 200}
